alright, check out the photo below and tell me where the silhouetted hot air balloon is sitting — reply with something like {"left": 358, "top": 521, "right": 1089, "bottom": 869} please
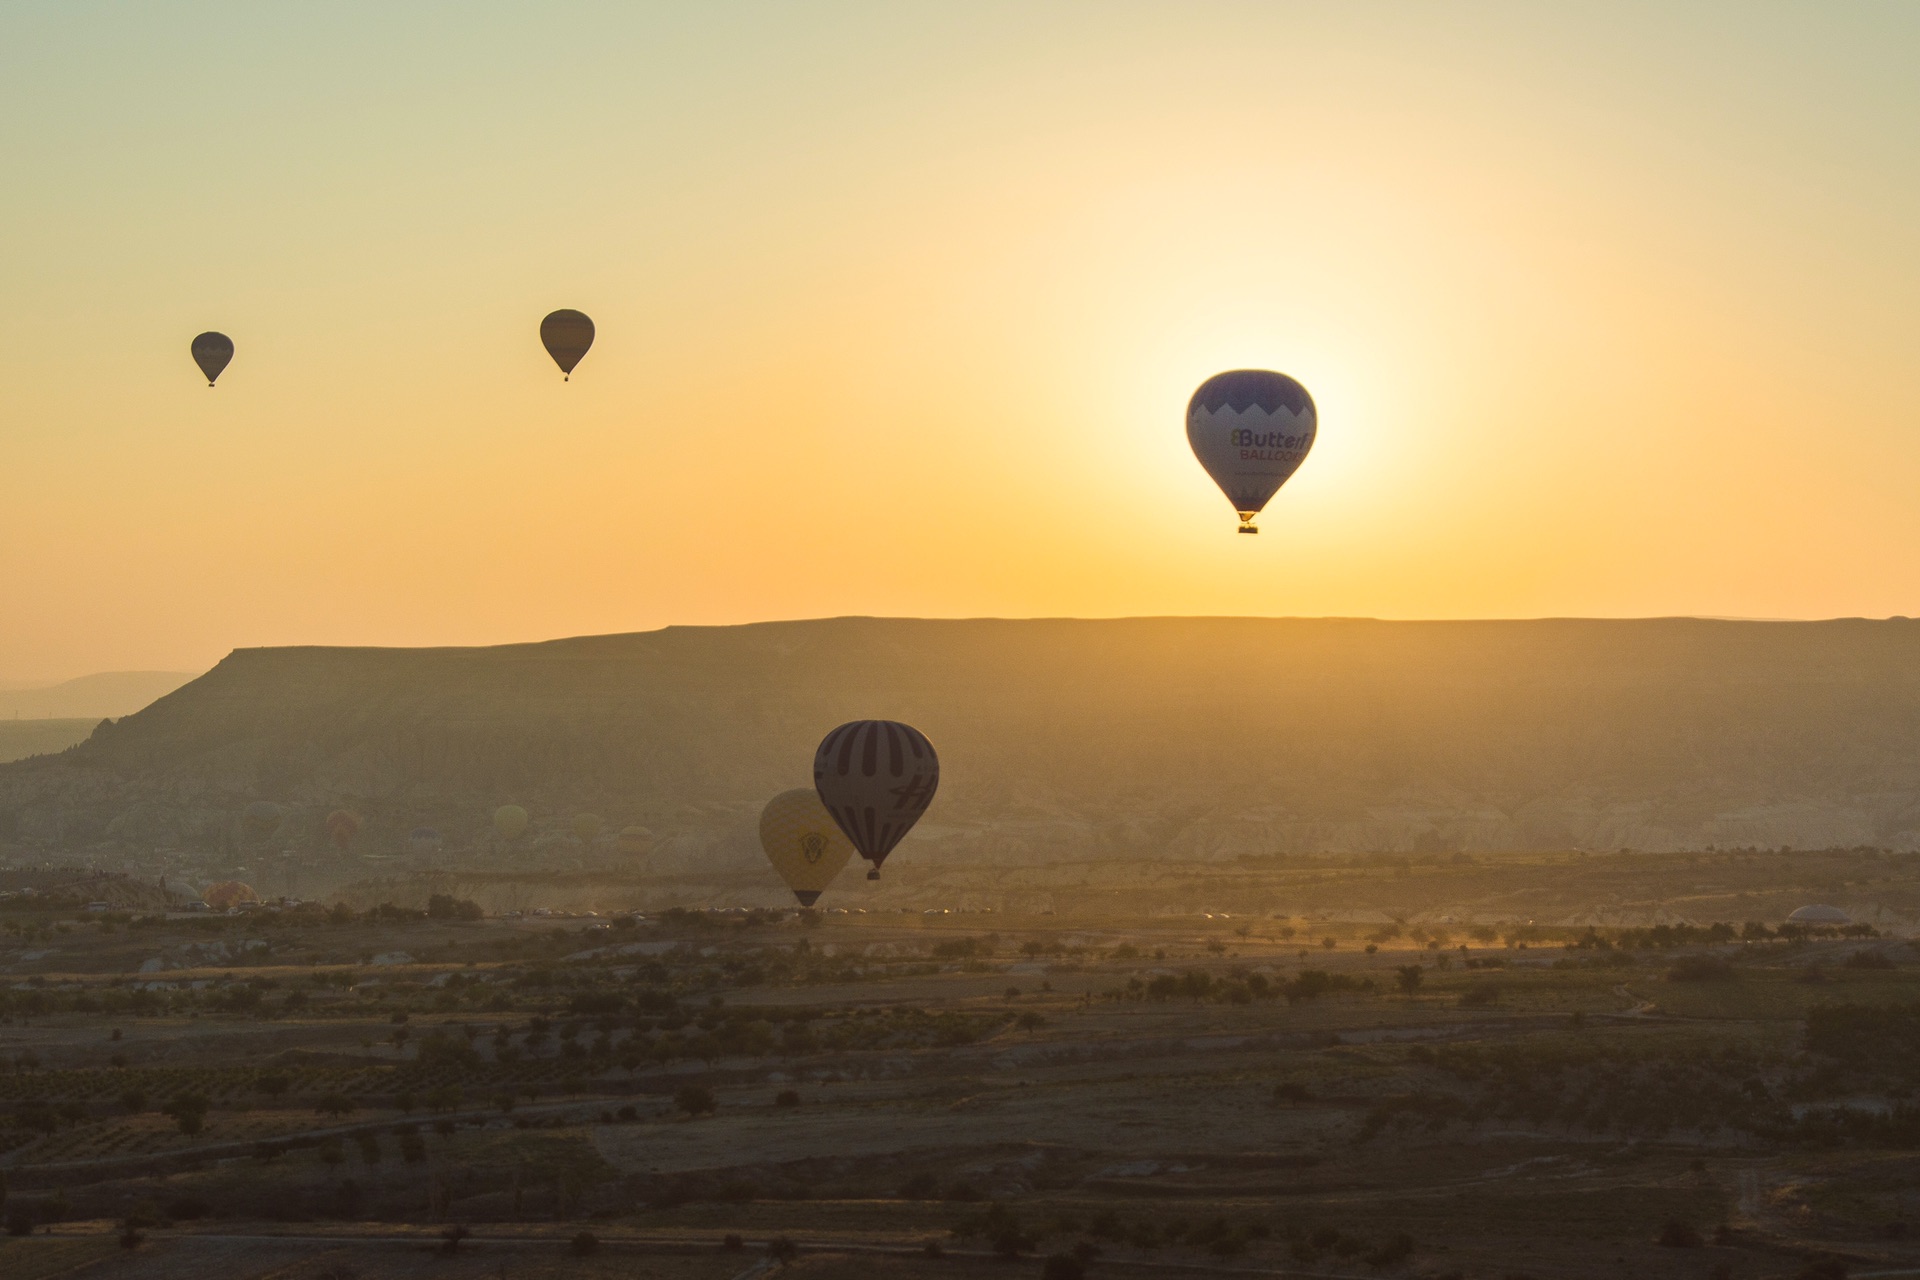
{"left": 572, "top": 813, "right": 605, "bottom": 845}
{"left": 540, "top": 310, "right": 594, "bottom": 380}
{"left": 241, "top": 801, "right": 284, "bottom": 840}
{"left": 324, "top": 809, "right": 362, "bottom": 851}
{"left": 812, "top": 720, "right": 939, "bottom": 880}
{"left": 191, "top": 332, "right": 234, "bottom": 386}
{"left": 1187, "top": 370, "right": 1316, "bottom": 534}
{"left": 494, "top": 805, "right": 529, "bottom": 841}
{"left": 759, "top": 788, "right": 855, "bottom": 906}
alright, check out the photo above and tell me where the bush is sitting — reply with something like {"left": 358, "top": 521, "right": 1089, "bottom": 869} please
{"left": 570, "top": 1231, "right": 600, "bottom": 1256}
{"left": 1657, "top": 1220, "right": 1704, "bottom": 1248}
{"left": 1667, "top": 956, "right": 1735, "bottom": 982}
{"left": 676, "top": 1085, "right": 717, "bottom": 1116}
{"left": 774, "top": 1089, "right": 801, "bottom": 1108}
{"left": 1042, "top": 1255, "right": 1085, "bottom": 1280}
{"left": 900, "top": 1173, "right": 940, "bottom": 1199}
{"left": 166, "top": 1196, "right": 211, "bottom": 1221}
{"left": 1459, "top": 983, "right": 1502, "bottom": 1008}
{"left": 1845, "top": 950, "right": 1896, "bottom": 970}
{"left": 1273, "top": 1081, "right": 1311, "bottom": 1103}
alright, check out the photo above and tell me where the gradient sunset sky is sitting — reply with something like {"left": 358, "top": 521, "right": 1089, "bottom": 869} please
{"left": 2, "top": 2, "right": 1916, "bottom": 680}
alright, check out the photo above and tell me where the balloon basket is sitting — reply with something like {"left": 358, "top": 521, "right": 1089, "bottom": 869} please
{"left": 866, "top": 868, "right": 880, "bottom": 881}
{"left": 1237, "top": 525, "right": 1259, "bottom": 535}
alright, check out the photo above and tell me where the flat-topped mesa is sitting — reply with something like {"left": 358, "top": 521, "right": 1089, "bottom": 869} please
{"left": 7, "top": 615, "right": 1920, "bottom": 859}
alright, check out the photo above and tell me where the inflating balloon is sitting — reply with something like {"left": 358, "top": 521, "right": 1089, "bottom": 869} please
{"left": 572, "top": 813, "right": 605, "bottom": 845}
{"left": 1187, "top": 369, "right": 1316, "bottom": 534}
{"left": 617, "top": 826, "right": 653, "bottom": 858}
{"left": 812, "top": 720, "right": 939, "bottom": 880}
{"left": 191, "top": 332, "right": 234, "bottom": 386}
{"left": 758, "top": 788, "right": 855, "bottom": 906}
{"left": 540, "top": 309, "right": 594, "bottom": 380}
{"left": 494, "top": 805, "right": 529, "bottom": 840}
{"left": 324, "top": 809, "right": 362, "bottom": 851}
{"left": 241, "top": 801, "right": 283, "bottom": 839}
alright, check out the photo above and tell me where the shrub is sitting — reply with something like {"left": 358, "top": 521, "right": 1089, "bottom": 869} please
{"left": 1845, "top": 950, "right": 1896, "bottom": 970}
{"left": 676, "top": 1085, "right": 717, "bottom": 1116}
{"left": 774, "top": 1089, "right": 801, "bottom": 1107}
{"left": 1658, "top": 1220, "right": 1704, "bottom": 1248}
{"left": 1042, "top": 1255, "right": 1085, "bottom": 1280}
{"left": 1667, "top": 956, "right": 1735, "bottom": 982}
{"left": 570, "top": 1231, "right": 600, "bottom": 1256}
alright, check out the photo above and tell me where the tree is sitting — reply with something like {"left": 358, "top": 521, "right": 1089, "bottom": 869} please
{"left": 1043, "top": 1255, "right": 1086, "bottom": 1280}
{"left": 316, "top": 1093, "right": 357, "bottom": 1119}
{"left": 163, "top": 1092, "right": 210, "bottom": 1136}
{"left": 676, "top": 1085, "right": 717, "bottom": 1117}
{"left": 1395, "top": 965, "right": 1425, "bottom": 996}
{"left": 769, "top": 1236, "right": 799, "bottom": 1264}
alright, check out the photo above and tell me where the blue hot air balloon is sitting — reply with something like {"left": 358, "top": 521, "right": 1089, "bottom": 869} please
{"left": 1187, "top": 370, "right": 1316, "bottom": 533}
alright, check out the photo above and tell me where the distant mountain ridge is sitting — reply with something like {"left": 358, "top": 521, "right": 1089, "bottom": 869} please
{"left": 3, "top": 617, "right": 1920, "bottom": 864}
{"left": 0, "top": 671, "right": 198, "bottom": 720}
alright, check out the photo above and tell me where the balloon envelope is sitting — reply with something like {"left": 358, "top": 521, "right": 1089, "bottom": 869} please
{"left": 758, "top": 788, "right": 855, "bottom": 906}
{"left": 324, "top": 809, "right": 362, "bottom": 850}
{"left": 203, "top": 880, "right": 259, "bottom": 909}
{"left": 812, "top": 720, "right": 939, "bottom": 878}
{"left": 191, "top": 332, "right": 234, "bottom": 386}
{"left": 540, "top": 309, "right": 594, "bottom": 379}
{"left": 241, "top": 801, "right": 283, "bottom": 838}
{"left": 572, "top": 813, "right": 605, "bottom": 844}
{"left": 494, "top": 805, "right": 530, "bottom": 840}
{"left": 1187, "top": 370, "right": 1315, "bottom": 533}
{"left": 617, "top": 826, "right": 653, "bottom": 858}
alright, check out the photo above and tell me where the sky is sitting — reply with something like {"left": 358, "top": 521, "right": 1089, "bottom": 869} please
{"left": 1, "top": 2, "right": 1916, "bottom": 681}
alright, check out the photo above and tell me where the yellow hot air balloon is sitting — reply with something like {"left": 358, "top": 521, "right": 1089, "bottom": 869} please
{"left": 617, "top": 826, "right": 653, "bottom": 858}
{"left": 758, "top": 788, "right": 854, "bottom": 907}
{"left": 494, "top": 805, "right": 529, "bottom": 841}
{"left": 572, "top": 813, "right": 605, "bottom": 844}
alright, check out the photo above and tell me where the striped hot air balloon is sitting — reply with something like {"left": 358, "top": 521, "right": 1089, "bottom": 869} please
{"left": 1187, "top": 369, "right": 1316, "bottom": 534}
{"left": 811, "top": 720, "right": 939, "bottom": 880}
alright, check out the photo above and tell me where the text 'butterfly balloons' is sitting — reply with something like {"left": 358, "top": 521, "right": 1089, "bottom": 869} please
{"left": 759, "top": 788, "right": 855, "bottom": 906}
{"left": 191, "top": 332, "right": 234, "bottom": 386}
{"left": 812, "top": 720, "right": 939, "bottom": 880}
{"left": 539, "top": 309, "right": 594, "bottom": 380}
{"left": 1187, "top": 369, "right": 1316, "bottom": 533}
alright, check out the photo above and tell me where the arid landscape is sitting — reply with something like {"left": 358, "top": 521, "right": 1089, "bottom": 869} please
{"left": 1, "top": 877, "right": 1916, "bottom": 1280}
{"left": 4, "top": 622, "right": 1920, "bottom": 1279}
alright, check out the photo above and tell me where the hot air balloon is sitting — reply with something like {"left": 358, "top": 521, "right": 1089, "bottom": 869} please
{"left": 758, "top": 788, "right": 855, "bottom": 906}
{"left": 409, "top": 826, "right": 442, "bottom": 856}
{"left": 191, "top": 332, "right": 234, "bottom": 386}
{"left": 572, "top": 813, "right": 605, "bottom": 845}
{"left": 494, "top": 805, "right": 530, "bottom": 841}
{"left": 812, "top": 720, "right": 939, "bottom": 880}
{"left": 202, "top": 880, "right": 260, "bottom": 910}
{"left": 540, "top": 309, "right": 594, "bottom": 380}
{"left": 1187, "top": 370, "right": 1316, "bottom": 534}
{"left": 324, "top": 809, "right": 362, "bottom": 851}
{"left": 241, "top": 801, "right": 284, "bottom": 840}
{"left": 617, "top": 826, "right": 653, "bottom": 858}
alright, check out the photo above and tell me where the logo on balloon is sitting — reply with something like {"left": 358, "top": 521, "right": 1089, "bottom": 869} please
{"left": 801, "top": 831, "right": 827, "bottom": 865}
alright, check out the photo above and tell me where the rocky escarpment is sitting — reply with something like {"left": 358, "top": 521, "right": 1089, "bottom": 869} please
{"left": 4, "top": 616, "right": 1920, "bottom": 867}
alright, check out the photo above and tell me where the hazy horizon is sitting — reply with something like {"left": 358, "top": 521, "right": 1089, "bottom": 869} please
{"left": 4, "top": 2, "right": 1917, "bottom": 679}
